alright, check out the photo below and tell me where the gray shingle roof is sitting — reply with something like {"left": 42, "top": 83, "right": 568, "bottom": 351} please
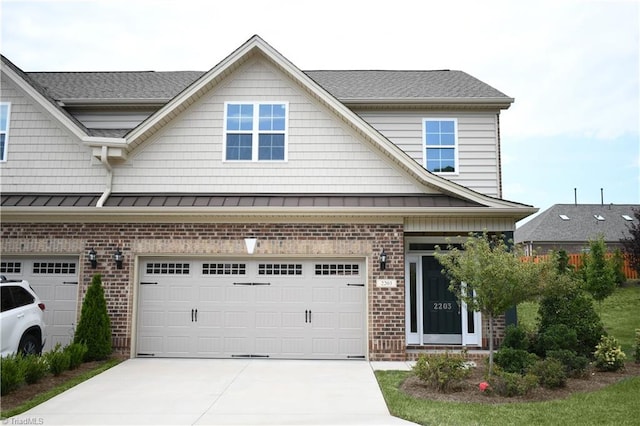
{"left": 24, "top": 69, "right": 511, "bottom": 103}
{"left": 515, "top": 204, "right": 638, "bottom": 244}
{"left": 305, "top": 70, "right": 510, "bottom": 100}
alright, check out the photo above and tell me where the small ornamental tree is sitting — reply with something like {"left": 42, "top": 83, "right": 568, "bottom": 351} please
{"left": 435, "top": 231, "right": 548, "bottom": 374}
{"left": 583, "top": 236, "right": 616, "bottom": 302}
{"left": 620, "top": 208, "right": 640, "bottom": 274}
{"left": 74, "top": 274, "right": 112, "bottom": 361}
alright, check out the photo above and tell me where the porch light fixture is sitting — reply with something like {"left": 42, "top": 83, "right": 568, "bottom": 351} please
{"left": 380, "top": 249, "right": 387, "bottom": 271}
{"left": 113, "top": 248, "right": 123, "bottom": 269}
{"left": 88, "top": 248, "right": 97, "bottom": 269}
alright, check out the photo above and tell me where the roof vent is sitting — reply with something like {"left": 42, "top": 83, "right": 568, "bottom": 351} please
{"left": 622, "top": 215, "right": 633, "bottom": 221}
{"left": 594, "top": 215, "right": 605, "bottom": 221}
{"left": 559, "top": 214, "right": 570, "bottom": 220}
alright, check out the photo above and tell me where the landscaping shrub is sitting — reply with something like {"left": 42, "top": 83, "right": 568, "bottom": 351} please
{"left": 22, "top": 354, "right": 49, "bottom": 384}
{"left": 634, "top": 329, "right": 640, "bottom": 364}
{"left": 537, "top": 324, "right": 578, "bottom": 355}
{"left": 493, "top": 347, "right": 538, "bottom": 374}
{"left": 546, "top": 349, "right": 589, "bottom": 378}
{"left": 538, "top": 277, "right": 606, "bottom": 358}
{"left": 610, "top": 249, "right": 626, "bottom": 286}
{"left": 413, "top": 352, "right": 472, "bottom": 393}
{"left": 1, "top": 354, "right": 25, "bottom": 395}
{"left": 502, "top": 324, "right": 530, "bottom": 350}
{"left": 45, "top": 343, "right": 71, "bottom": 376}
{"left": 594, "top": 335, "right": 626, "bottom": 372}
{"left": 65, "top": 342, "right": 88, "bottom": 369}
{"left": 530, "top": 358, "right": 567, "bottom": 389}
{"left": 74, "top": 273, "right": 112, "bottom": 361}
{"left": 487, "top": 369, "right": 538, "bottom": 397}
{"left": 583, "top": 236, "right": 617, "bottom": 302}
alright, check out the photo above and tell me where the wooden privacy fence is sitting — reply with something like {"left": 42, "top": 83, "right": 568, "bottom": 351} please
{"left": 523, "top": 253, "right": 638, "bottom": 280}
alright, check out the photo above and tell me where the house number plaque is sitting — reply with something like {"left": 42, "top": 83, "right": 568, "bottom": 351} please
{"left": 376, "top": 279, "right": 397, "bottom": 288}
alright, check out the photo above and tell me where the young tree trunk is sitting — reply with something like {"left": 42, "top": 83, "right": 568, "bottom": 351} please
{"left": 488, "top": 314, "right": 494, "bottom": 375}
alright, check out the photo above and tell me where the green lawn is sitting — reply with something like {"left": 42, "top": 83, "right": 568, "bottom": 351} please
{"left": 518, "top": 283, "right": 640, "bottom": 354}
{"left": 376, "top": 370, "right": 640, "bottom": 426}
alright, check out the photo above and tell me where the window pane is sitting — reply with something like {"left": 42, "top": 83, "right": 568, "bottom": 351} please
{"left": 227, "top": 104, "right": 253, "bottom": 131}
{"left": 226, "top": 134, "right": 252, "bottom": 160}
{"left": 441, "top": 149, "right": 454, "bottom": 160}
{"left": 426, "top": 133, "right": 440, "bottom": 146}
{"left": 440, "top": 133, "right": 455, "bottom": 146}
{"left": 0, "top": 104, "right": 7, "bottom": 130}
{"left": 259, "top": 104, "right": 286, "bottom": 131}
{"left": 425, "top": 121, "right": 440, "bottom": 133}
{"left": 258, "top": 134, "right": 285, "bottom": 160}
{"left": 440, "top": 120, "right": 454, "bottom": 133}
{"left": 0, "top": 134, "right": 4, "bottom": 161}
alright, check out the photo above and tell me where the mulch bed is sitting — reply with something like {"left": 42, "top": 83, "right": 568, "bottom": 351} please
{"left": 400, "top": 361, "right": 640, "bottom": 404}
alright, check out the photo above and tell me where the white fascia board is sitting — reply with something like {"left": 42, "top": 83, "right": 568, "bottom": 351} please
{"left": 340, "top": 97, "right": 514, "bottom": 109}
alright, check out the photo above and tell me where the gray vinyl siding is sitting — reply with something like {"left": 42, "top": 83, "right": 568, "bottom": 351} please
{"left": 117, "top": 58, "right": 428, "bottom": 194}
{"left": 355, "top": 110, "right": 500, "bottom": 197}
{"left": 0, "top": 75, "right": 105, "bottom": 192}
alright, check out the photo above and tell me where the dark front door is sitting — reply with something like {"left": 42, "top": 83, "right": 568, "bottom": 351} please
{"left": 422, "top": 256, "right": 461, "bottom": 342}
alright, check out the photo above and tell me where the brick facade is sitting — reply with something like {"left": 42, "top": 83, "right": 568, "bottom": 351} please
{"left": 1, "top": 221, "right": 407, "bottom": 360}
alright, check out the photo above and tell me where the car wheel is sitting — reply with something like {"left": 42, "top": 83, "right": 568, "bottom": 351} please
{"left": 18, "top": 333, "right": 41, "bottom": 356}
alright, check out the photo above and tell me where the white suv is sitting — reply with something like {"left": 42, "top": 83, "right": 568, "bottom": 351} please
{"left": 1, "top": 277, "right": 46, "bottom": 357}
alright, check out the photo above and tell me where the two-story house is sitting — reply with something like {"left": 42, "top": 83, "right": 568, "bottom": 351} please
{"left": 0, "top": 35, "right": 536, "bottom": 360}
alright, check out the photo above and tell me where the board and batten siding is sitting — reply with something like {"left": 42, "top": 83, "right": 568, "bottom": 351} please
{"left": 117, "top": 58, "right": 430, "bottom": 195}
{"left": 0, "top": 75, "right": 105, "bottom": 193}
{"left": 355, "top": 110, "right": 500, "bottom": 197}
{"left": 404, "top": 216, "right": 516, "bottom": 233}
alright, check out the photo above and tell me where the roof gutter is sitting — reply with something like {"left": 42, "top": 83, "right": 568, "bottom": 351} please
{"left": 96, "top": 146, "right": 112, "bottom": 207}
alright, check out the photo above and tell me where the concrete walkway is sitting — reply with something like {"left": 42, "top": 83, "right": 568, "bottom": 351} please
{"left": 8, "top": 359, "right": 417, "bottom": 425}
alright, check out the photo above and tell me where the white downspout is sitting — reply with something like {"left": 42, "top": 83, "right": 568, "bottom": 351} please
{"left": 96, "top": 146, "right": 113, "bottom": 207}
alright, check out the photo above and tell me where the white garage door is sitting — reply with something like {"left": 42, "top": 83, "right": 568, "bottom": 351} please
{"left": 136, "top": 258, "right": 366, "bottom": 359}
{"left": 1, "top": 257, "right": 79, "bottom": 352}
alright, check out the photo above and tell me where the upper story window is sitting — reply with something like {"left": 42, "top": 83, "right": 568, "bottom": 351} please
{"left": 423, "top": 118, "right": 457, "bottom": 174}
{"left": 224, "top": 102, "right": 287, "bottom": 161}
{"left": 0, "top": 103, "right": 10, "bottom": 162}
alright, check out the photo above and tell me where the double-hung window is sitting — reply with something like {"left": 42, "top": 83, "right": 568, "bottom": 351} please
{"left": 423, "top": 118, "right": 457, "bottom": 174}
{"left": 0, "top": 103, "right": 10, "bottom": 162}
{"left": 224, "top": 102, "right": 287, "bottom": 161}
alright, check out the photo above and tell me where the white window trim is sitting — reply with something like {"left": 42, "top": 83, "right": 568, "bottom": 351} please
{"left": 422, "top": 117, "right": 459, "bottom": 175}
{"left": 0, "top": 102, "right": 11, "bottom": 162}
{"left": 223, "top": 101, "right": 289, "bottom": 162}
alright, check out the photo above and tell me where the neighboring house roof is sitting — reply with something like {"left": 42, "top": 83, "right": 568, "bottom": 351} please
{"left": 515, "top": 204, "right": 638, "bottom": 244}
{"left": 24, "top": 69, "right": 511, "bottom": 106}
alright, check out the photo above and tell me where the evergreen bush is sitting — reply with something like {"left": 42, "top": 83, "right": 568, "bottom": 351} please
{"left": 546, "top": 349, "right": 589, "bottom": 378}
{"left": 487, "top": 369, "right": 538, "bottom": 397}
{"left": 22, "top": 354, "right": 49, "bottom": 384}
{"left": 502, "top": 324, "right": 530, "bottom": 350}
{"left": 538, "top": 275, "right": 605, "bottom": 358}
{"left": 493, "top": 347, "right": 538, "bottom": 374}
{"left": 594, "top": 335, "right": 626, "bottom": 372}
{"left": 74, "top": 273, "right": 112, "bottom": 361}
{"left": 634, "top": 329, "right": 640, "bottom": 364}
{"left": 65, "top": 342, "right": 88, "bottom": 369}
{"left": 413, "top": 352, "right": 472, "bottom": 393}
{"left": 45, "top": 343, "right": 71, "bottom": 376}
{"left": 0, "top": 354, "right": 25, "bottom": 395}
{"left": 530, "top": 358, "right": 567, "bottom": 389}
{"left": 537, "top": 324, "right": 578, "bottom": 355}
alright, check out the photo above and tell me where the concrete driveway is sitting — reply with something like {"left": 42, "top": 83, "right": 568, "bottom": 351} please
{"left": 9, "top": 359, "right": 417, "bottom": 425}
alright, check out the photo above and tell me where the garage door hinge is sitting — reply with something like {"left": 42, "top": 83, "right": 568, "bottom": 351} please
{"left": 231, "top": 354, "right": 270, "bottom": 358}
{"left": 233, "top": 282, "right": 271, "bottom": 286}
{"left": 347, "top": 355, "right": 366, "bottom": 359}
{"left": 347, "top": 283, "right": 365, "bottom": 287}
{"left": 140, "top": 282, "right": 158, "bottom": 285}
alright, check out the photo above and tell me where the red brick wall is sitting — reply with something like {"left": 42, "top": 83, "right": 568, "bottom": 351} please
{"left": 2, "top": 221, "right": 407, "bottom": 360}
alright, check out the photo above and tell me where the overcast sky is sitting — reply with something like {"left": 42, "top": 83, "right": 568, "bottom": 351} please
{"left": 1, "top": 0, "right": 638, "bottom": 224}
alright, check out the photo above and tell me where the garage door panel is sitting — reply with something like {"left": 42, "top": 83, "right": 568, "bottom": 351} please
{"left": 137, "top": 258, "right": 365, "bottom": 359}
{"left": 1, "top": 257, "right": 79, "bottom": 352}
